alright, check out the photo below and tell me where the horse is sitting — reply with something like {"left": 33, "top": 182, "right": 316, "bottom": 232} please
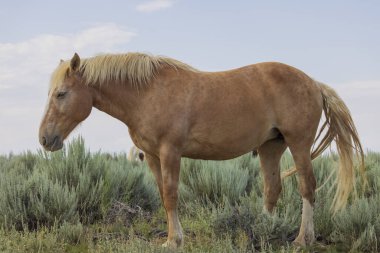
{"left": 39, "top": 52, "right": 364, "bottom": 248}
{"left": 128, "top": 146, "right": 145, "bottom": 162}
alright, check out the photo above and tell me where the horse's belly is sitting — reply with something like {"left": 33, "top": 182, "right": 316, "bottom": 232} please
{"left": 183, "top": 123, "right": 274, "bottom": 160}
{"left": 183, "top": 145, "right": 255, "bottom": 160}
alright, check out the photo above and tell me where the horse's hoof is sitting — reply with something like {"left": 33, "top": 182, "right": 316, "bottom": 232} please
{"left": 262, "top": 206, "right": 274, "bottom": 216}
{"left": 162, "top": 240, "right": 170, "bottom": 248}
{"left": 293, "top": 237, "right": 306, "bottom": 247}
{"left": 162, "top": 237, "right": 183, "bottom": 249}
{"left": 293, "top": 234, "right": 315, "bottom": 247}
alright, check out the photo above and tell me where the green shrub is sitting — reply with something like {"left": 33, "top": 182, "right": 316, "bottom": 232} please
{"left": 331, "top": 195, "right": 380, "bottom": 252}
{"left": 57, "top": 221, "right": 84, "bottom": 244}
{"left": 0, "top": 157, "right": 78, "bottom": 230}
{"left": 0, "top": 137, "right": 159, "bottom": 230}
{"left": 102, "top": 155, "right": 160, "bottom": 212}
{"left": 211, "top": 193, "right": 300, "bottom": 251}
{"left": 36, "top": 138, "right": 107, "bottom": 223}
{"left": 1, "top": 138, "right": 380, "bottom": 252}
{"left": 179, "top": 155, "right": 259, "bottom": 206}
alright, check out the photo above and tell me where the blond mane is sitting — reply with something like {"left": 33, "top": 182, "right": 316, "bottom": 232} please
{"left": 50, "top": 52, "right": 198, "bottom": 90}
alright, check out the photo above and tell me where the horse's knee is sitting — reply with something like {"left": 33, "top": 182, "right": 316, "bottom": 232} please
{"left": 163, "top": 187, "right": 179, "bottom": 211}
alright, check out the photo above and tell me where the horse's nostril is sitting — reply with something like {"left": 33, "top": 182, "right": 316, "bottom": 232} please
{"left": 42, "top": 137, "right": 47, "bottom": 146}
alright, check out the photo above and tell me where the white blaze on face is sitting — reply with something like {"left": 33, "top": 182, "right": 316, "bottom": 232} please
{"left": 42, "top": 86, "right": 56, "bottom": 121}
{"left": 42, "top": 93, "right": 52, "bottom": 117}
{"left": 40, "top": 95, "right": 52, "bottom": 136}
{"left": 42, "top": 91, "right": 57, "bottom": 131}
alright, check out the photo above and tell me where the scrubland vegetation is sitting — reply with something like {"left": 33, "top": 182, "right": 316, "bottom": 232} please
{"left": 0, "top": 137, "right": 379, "bottom": 252}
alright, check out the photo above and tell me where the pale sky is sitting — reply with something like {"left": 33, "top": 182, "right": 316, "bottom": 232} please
{"left": 0, "top": 0, "right": 379, "bottom": 154}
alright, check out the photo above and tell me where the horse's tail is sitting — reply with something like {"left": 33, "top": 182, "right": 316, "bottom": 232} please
{"left": 282, "top": 81, "right": 365, "bottom": 212}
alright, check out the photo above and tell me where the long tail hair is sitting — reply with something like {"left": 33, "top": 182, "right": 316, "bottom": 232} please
{"left": 282, "top": 81, "right": 365, "bottom": 212}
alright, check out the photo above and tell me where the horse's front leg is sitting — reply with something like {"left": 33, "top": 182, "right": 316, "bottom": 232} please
{"left": 159, "top": 144, "right": 183, "bottom": 248}
{"left": 145, "top": 153, "right": 164, "bottom": 200}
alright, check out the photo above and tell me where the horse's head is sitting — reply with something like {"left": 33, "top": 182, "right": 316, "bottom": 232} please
{"left": 39, "top": 53, "right": 93, "bottom": 151}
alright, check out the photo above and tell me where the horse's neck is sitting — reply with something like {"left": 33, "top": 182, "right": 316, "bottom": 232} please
{"left": 89, "top": 81, "right": 141, "bottom": 129}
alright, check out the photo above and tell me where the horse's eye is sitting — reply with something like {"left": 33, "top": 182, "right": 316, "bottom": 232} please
{"left": 56, "top": 91, "right": 67, "bottom": 99}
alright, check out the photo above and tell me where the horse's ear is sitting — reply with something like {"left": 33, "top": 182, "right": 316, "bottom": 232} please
{"left": 59, "top": 59, "right": 64, "bottom": 65}
{"left": 70, "top": 53, "right": 81, "bottom": 72}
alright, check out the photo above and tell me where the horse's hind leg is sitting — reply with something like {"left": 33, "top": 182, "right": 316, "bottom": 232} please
{"left": 287, "top": 140, "right": 316, "bottom": 246}
{"left": 258, "top": 137, "right": 287, "bottom": 213}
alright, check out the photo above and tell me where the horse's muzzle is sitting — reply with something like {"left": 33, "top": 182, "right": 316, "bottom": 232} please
{"left": 40, "top": 134, "right": 63, "bottom": 151}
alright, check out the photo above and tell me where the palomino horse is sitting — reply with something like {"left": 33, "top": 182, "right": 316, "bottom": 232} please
{"left": 39, "top": 52, "right": 364, "bottom": 248}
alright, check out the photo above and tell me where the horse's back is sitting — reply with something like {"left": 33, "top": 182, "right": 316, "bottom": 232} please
{"left": 137, "top": 62, "right": 324, "bottom": 160}
{"left": 179, "top": 62, "right": 322, "bottom": 159}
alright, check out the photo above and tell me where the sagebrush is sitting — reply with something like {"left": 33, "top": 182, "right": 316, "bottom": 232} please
{"left": 0, "top": 137, "right": 379, "bottom": 252}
